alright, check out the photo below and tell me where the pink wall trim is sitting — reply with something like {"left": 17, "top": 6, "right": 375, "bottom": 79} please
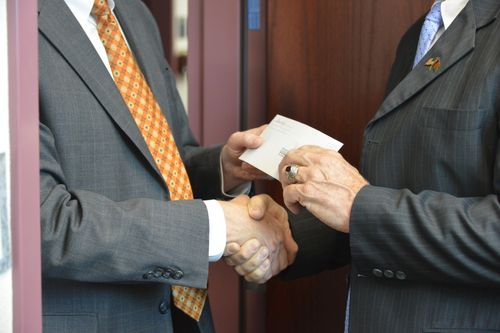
{"left": 188, "top": 0, "right": 241, "bottom": 146}
{"left": 7, "top": 0, "right": 42, "bottom": 332}
{"left": 201, "top": 0, "right": 241, "bottom": 145}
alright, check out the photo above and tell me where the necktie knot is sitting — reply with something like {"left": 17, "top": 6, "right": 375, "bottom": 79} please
{"left": 425, "top": 2, "right": 443, "bottom": 24}
{"left": 413, "top": 1, "right": 444, "bottom": 68}
{"left": 91, "top": 0, "right": 111, "bottom": 19}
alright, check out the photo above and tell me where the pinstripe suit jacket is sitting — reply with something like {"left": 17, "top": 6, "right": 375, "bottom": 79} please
{"left": 39, "top": 0, "right": 220, "bottom": 331}
{"left": 286, "top": 1, "right": 500, "bottom": 332}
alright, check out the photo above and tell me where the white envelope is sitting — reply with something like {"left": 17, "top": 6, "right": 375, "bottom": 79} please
{"left": 239, "top": 115, "right": 343, "bottom": 180}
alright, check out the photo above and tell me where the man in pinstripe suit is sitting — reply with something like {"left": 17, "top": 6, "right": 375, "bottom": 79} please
{"left": 228, "top": 0, "right": 500, "bottom": 331}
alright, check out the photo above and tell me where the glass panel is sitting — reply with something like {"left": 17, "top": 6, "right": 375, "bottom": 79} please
{"left": 0, "top": 0, "right": 12, "bottom": 331}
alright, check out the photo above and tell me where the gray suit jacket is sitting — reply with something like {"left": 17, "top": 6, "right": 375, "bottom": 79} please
{"left": 39, "top": 0, "right": 221, "bottom": 331}
{"left": 286, "top": 1, "right": 500, "bottom": 332}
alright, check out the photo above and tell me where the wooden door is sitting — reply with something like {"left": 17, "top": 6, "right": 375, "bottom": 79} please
{"left": 265, "top": 1, "right": 433, "bottom": 332}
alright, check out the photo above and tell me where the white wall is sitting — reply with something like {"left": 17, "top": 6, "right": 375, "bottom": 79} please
{"left": 0, "top": 0, "right": 12, "bottom": 331}
{"left": 173, "top": 0, "right": 188, "bottom": 55}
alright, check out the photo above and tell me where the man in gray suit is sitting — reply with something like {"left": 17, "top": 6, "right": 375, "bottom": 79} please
{"left": 229, "top": 0, "right": 500, "bottom": 331}
{"left": 39, "top": 0, "right": 296, "bottom": 332}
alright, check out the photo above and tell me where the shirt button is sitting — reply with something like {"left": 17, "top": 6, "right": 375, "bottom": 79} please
{"left": 159, "top": 301, "right": 169, "bottom": 314}
{"left": 396, "top": 271, "right": 407, "bottom": 280}
{"left": 384, "top": 270, "right": 394, "bottom": 278}
{"left": 372, "top": 268, "right": 383, "bottom": 278}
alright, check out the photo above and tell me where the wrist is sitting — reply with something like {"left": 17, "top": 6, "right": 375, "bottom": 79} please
{"left": 220, "top": 147, "right": 244, "bottom": 192}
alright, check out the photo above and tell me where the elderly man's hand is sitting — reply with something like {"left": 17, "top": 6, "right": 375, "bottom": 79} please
{"left": 278, "top": 145, "right": 369, "bottom": 233}
{"left": 221, "top": 195, "right": 297, "bottom": 283}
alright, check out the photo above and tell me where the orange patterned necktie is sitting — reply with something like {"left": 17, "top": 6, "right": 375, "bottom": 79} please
{"left": 92, "top": 0, "right": 207, "bottom": 321}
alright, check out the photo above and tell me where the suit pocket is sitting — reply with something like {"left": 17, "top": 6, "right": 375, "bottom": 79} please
{"left": 418, "top": 107, "right": 485, "bottom": 131}
{"left": 43, "top": 313, "right": 97, "bottom": 333}
{"left": 424, "top": 328, "right": 500, "bottom": 332}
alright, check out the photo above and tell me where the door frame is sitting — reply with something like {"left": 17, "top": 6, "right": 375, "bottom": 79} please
{"left": 8, "top": 0, "right": 42, "bottom": 332}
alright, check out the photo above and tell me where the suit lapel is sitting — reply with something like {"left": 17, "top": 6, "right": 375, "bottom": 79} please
{"left": 368, "top": 1, "right": 477, "bottom": 126}
{"left": 38, "top": 0, "right": 162, "bottom": 179}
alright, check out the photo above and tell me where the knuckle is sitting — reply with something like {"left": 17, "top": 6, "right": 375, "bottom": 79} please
{"left": 235, "top": 266, "right": 245, "bottom": 276}
{"left": 238, "top": 251, "right": 251, "bottom": 262}
{"left": 301, "top": 183, "right": 316, "bottom": 197}
{"left": 311, "top": 168, "right": 323, "bottom": 180}
{"left": 319, "top": 155, "right": 331, "bottom": 166}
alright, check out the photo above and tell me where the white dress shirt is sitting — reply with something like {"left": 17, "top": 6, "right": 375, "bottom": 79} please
{"left": 428, "top": 0, "right": 470, "bottom": 51}
{"left": 64, "top": 0, "right": 240, "bottom": 261}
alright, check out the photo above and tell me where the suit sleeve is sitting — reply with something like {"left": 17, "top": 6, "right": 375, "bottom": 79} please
{"left": 280, "top": 210, "right": 350, "bottom": 280}
{"left": 40, "top": 121, "right": 210, "bottom": 288}
{"left": 350, "top": 177, "right": 500, "bottom": 286}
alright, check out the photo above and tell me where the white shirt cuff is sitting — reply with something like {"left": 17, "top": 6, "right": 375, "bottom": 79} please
{"left": 219, "top": 156, "right": 252, "bottom": 197}
{"left": 203, "top": 200, "right": 227, "bottom": 262}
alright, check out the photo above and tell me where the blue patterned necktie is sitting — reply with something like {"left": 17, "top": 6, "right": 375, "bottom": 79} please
{"left": 413, "top": 1, "right": 443, "bottom": 68}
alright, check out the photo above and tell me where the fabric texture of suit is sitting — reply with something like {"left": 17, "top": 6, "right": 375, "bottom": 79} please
{"left": 39, "top": 0, "right": 221, "bottom": 331}
{"left": 285, "top": 1, "right": 500, "bottom": 332}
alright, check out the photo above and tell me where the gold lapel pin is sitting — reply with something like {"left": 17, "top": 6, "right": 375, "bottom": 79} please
{"left": 425, "top": 57, "right": 441, "bottom": 72}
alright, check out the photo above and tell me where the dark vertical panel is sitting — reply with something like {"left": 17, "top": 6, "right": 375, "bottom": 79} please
{"left": 142, "top": 0, "right": 174, "bottom": 70}
{"left": 265, "top": 1, "right": 433, "bottom": 332}
{"left": 244, "top": 0, "right": 269, "bottom": 331}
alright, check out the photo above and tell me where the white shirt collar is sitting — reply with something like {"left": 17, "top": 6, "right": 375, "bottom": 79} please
{"left": 64, "top": 0, "right": 116, "bottom": 27}
{"left": 438, "top": 0, "right": 470, "bottom": 30}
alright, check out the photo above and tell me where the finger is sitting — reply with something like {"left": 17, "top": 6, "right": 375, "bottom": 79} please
{"left": 224, "top": 242, "right": 241, "bottom": 257}
{"left": 269, "top": 246, "right": 281, "bottom": 276}
{"left": 234, "top": 246, "right": 269, "bottom": 275}
{"left": 278, "top": 148, "right": 309, "bottom": 170}
{"left": 225, "top": 238, "right": 261, "bottom": 266}
{"left": 245, "top": 124, "right": 268, "bottom": 136}
{"left": 297, "top": 145, "right": 332, "bottom": 154}
{"left": 277, "top": 243, "right": 288, "bottom": 272}
{"left": 248, "top": 194, "right": 286, "bottom": 221}
{"left": 244, "top": 259, "right": 272, "bottom": 284}
{"left": 227, "top": 127, "right": 266, "bottom": 153}
{"left": 282, "top": 184, "right": 304, "bottom": 214}
{"left": 283, "top": 229, "right": 299, "bottom": 265}
{"left": 282, "top": 164, "right": 330, "bottom": 187}
{"left": 279, "top": 146, "right": 336, "bottom": 177}
{"left": 224, "top": 256, "right": 237, "bottom": 266}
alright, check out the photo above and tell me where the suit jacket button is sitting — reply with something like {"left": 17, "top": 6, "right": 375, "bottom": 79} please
{"left": 396, "top": 271, "right": 407, "bottom": 280}
{"left": 172, "top": 270, "right": 184, "bottom": 280}
{"left": 159, "top": 301, "right": 169, "bottom": 314}
{"left": 372, "top": 268, "right": 383, "bottom": 278}
{"left": 143, "top": 271, "right": 154, "bottom": 280}
{"left": 384, "top": 270, "right": 394, "bottom": 278}
{"left": 153, "top": 268, "right": 164, "bottom": 278}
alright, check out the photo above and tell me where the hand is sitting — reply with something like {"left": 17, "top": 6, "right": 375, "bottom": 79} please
{"left": 278, "top": 146, "right": 369, "bottom": 233}
{"left": 221, "top": 125, "right": 270, "bottom": 192}
{"left": 219, "top": 195, "right": 298, "bottom": 283}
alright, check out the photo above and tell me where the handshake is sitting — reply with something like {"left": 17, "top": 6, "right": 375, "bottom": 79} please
{"left": 218, "top": 195, "right": 298, "bottom": 284}
{"left": 215, "top": 125, "right": 298, "bottom": 283}
{"left": 216, "top": 122, "right": 368, "bottom": 283}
